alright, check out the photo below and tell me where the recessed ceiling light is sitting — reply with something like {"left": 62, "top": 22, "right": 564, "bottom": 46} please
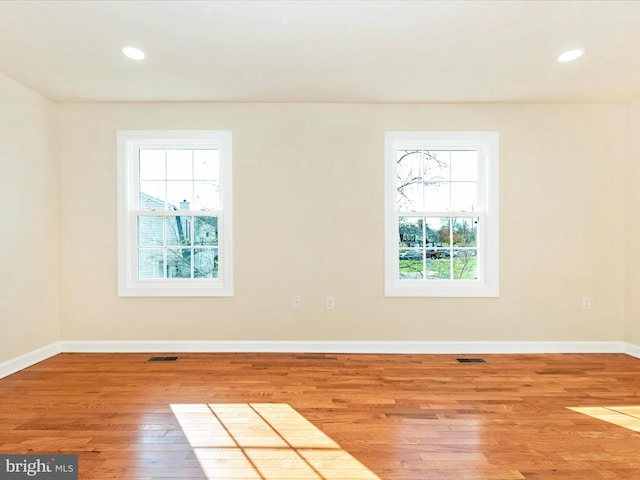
{"left": 557, "top": 49, "right": 584, "bottom": 63}
{"left": 122, "top": 46, "right": 145, "bottom": 61}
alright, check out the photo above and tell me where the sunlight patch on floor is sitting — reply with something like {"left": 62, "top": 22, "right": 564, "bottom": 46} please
{"left": 170, "top": 403, "right": 380, "bottom": 480}
{"left": 568, "top": 406, "right": 640, "bottom": 433}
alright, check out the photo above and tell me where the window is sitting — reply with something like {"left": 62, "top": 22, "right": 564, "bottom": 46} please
{"left": 117, "top": 130, "right": 232, "bottom": 296}
{"left": 385, "top": 131, "right": 498, "bottom": 297}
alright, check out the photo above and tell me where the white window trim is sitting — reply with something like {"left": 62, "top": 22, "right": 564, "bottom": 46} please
{"left": 384, "top": 131, "right": 499, "bottom": 297}
{"left": 117, "top": 130, "right": 233, "bottom": 297}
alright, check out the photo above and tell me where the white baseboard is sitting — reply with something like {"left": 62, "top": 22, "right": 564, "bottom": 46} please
{"left": 2, "top": 340, "right": 638, "bottom": 379}
{"left": 0, "top": 343, "right": 61, "bottom": 379}
{"left": 625, "top": 342, "right": 640, "bottom": 359}
{"left": 60, "top": 339, "right": 629, "bottom": 355}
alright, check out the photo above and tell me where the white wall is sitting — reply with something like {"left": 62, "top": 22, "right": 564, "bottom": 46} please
{"left": 0, "top": 73, "right": 59, "bottom": 363}
{"left": 57, "top": 102, "right": 626, "bottom": 343}
{"left": 626, "top": 100, "right": 640, "bottom": 345}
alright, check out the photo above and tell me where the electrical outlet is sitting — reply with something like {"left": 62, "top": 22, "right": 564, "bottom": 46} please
{"left": 292, "top": 295, "right": 302, "bottom": 309}
{"left": 582, "top": 296, "right": 591, "bottom": 310}
{"left": 326, "top": 296, "right": 335, "bottom": 310}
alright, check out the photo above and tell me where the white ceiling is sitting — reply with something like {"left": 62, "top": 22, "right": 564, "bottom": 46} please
{"left": 0, "top": 0, "right": 639, "bottom": 104}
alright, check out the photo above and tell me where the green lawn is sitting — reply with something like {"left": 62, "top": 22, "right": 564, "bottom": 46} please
{"left": 399, "top": 256, "right": 477, "bottom": 280}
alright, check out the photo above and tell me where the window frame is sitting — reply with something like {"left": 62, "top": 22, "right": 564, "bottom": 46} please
{"left": 117, "top": 130, "right": 233, "bottom": 297}
{"left": 384, "top": 131, "right": 499, "bottom": 297}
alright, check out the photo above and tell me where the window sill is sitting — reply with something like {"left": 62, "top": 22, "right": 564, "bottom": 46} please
{"left": 385, "top": 280, "right": 498, "bottom": 298}
{"left": 118, "top": 279, "right": 233, "bottom": 297}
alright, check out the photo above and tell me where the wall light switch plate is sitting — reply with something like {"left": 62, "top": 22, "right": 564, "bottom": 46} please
{"left": 292, "top": 295, "right": 302, "bottom": 309}
{"left": 326, "top": 296, "right": 335, "bottom": 310}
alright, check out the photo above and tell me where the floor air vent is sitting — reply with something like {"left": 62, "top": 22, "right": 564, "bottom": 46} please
{"left": 146, "top": 356, "right": 179, "bottom": 362}
{"left": 456, "top": 358, "right": 487, "bottom": 363}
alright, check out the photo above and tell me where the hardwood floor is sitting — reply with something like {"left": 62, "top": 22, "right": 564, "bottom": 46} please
{"left": 1, "top": 352, "right": 640, "bottom": 479}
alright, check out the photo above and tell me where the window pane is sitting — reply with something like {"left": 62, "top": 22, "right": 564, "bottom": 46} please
{"left": 451, "top": 182, "right": 477, "bottom": 211}
{"left": 453, "top": 250, "right": 477, "bottom": 279}
{"left": 451, "top": 150, "right": 477, "bottom": 181}
{"left": 167, "top": 150, "right": 193, "bottom": 180}
{"left": 193, "top": 181, "right": 220, "bottom": 210}
{"left": 167, "top": 181, "right": 193, "bottom": 210}
{"left": 139, "top": 149, "right": 165, "bottom": 180}
{"left": 399, "top": 249, "right": 423, "bottom": 279}
{"left": 397, "top": 180, "right": 422, "bottom": 211}
{"left": 425, "top": 217, "right": 449, "bottom": 248}
{"left": 194, "top": 216, "right": 218, "bottom": 246}
{"left": 425, "top": 257, "right": 450, "bottom": 280}
{"left": 194, "top": 150, "right": 219, "bottom": 180}
{"left": 396, "top": 150, "right": 424, "bottom": 181}
{"left": 167, "top": 248, "right": 192, "bottom": 278}
{"left": 139, "top": 181, "right": 166, "bottom": 210}
{"left": 452, "top": 218, "right": 478, "bottom": 247}
{"left": 138, "top": 216, "right": 164, "bottom": 247}
{"left": 166, "top": 216, "right": 191, "bottom": 246}
{"left": 399, "top": 217, "right": 423, "bottom": 248}
{"left": 424, "top": 150, "right": 450, "bottom": 182}
{"left": 424, "top": 182, "right": 450, "bottom": 211}
{"left": 194, "top": 248, "right": 219, "bottom": 278}
{"left": 139, "top": 248, "right": 164, "bottom": 279}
